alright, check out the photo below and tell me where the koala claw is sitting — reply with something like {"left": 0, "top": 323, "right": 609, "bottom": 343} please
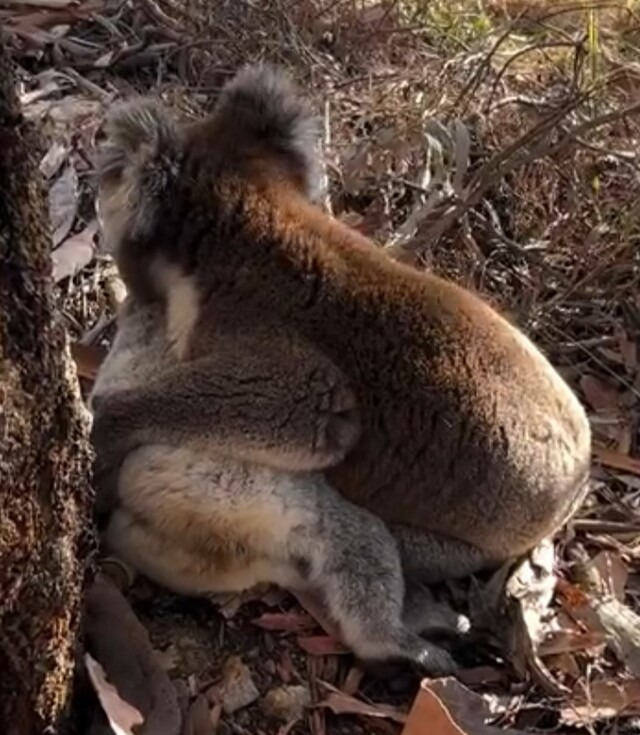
{"left": 455, "top": 613, "right": 471, "bottom": 636}
{"left": 415, "top": 644, "right": 458, "bottom": 677}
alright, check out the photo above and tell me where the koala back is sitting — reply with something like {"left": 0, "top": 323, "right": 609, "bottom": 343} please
{"left": 95, "top": 65, "right": 592, "bottom": 561}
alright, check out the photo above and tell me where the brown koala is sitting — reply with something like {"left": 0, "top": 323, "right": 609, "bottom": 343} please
{"left": 91, "top": 297, "right": 468, "bottom": 675}
{"left": 92, "top": 64, "right": 592, "bottom": 585}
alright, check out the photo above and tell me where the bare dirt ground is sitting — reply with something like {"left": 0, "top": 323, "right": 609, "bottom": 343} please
{"left": 4, "top": 1, "right": 640, "bottom": 733}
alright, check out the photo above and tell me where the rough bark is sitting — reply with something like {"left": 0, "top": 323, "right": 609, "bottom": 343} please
{"left": 0, "top": 39, "right": 94, "bottom": 734}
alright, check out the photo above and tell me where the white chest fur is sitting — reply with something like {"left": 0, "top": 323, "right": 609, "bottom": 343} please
{"left": 152, "top": 258, "right": 200, "bottom": 361}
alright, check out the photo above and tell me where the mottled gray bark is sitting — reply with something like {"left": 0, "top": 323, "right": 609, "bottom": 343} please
{"left": 0, "top": 38, "right": 94, "bottom": 734}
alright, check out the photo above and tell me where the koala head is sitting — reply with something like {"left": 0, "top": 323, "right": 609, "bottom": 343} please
{"left": 96, "top": 98, "right": 181, "bottom": 258}
{"left": 95, "top": 64, "right": 324, "bottom": 297}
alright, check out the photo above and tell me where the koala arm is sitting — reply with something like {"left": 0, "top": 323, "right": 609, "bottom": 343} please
{"left": 91, "top": 337, "right": 360, "bottom": 479}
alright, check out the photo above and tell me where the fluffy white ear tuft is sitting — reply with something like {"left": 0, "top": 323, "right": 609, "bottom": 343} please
{"left": 213, "top": 64, "right": 324, "bottom": 201}
{"left": 96, "top": 97, "right": 181, "bottom": 248}
{"left": 98, "top": 97, "right": 178, "bottom": 179}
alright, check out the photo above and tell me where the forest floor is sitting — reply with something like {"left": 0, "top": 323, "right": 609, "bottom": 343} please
{"left": 4, "top": 1, "right": 640, "bottom": 734}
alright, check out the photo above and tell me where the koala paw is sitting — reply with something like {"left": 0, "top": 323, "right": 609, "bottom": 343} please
{"left": 415, "top": 644, "right": 458, "bottom": 677}
{"left": 313, "top": 381, "right": 360, "bottom": 464}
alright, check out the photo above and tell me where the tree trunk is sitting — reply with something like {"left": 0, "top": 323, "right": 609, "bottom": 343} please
{"left": 0, "top": 39, "right": 94, "bottom": 735}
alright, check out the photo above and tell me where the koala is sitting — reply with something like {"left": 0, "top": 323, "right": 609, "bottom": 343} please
{"left": 91, "top": 297, "right": 468, "bottom": 676}
{"left": 92, "top": 63, "right": 592, "bottom": 586}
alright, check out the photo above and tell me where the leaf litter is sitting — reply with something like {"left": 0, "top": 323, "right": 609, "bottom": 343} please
{"left": 8, "top": 0, "right": 640, "bottom": 732}
{"left": 48, "top": 163, "right": 78, "bottom": 246}
{"left": 85, "top": 653, "right": 145, "bottom": 735}
{"left": 52, "top": 220, "right": 97, "bottom": 282}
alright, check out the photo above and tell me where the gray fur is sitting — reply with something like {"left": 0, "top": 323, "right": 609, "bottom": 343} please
{"left": 95, "top": 65, "right": 324, "bottom": 243}
{"left": 213, "top": 63, "right": 324, "bottom": 201}
{"left": 91, "top": 300, "right": 464, "bottom": 675}
{"left": 90, "top": 64, "right": 590, "bottom": 635}
{"left": 95, "top": 98, "right": 181, "bottom": 250}
{"left": 99, "top": 98, "right": 178, "bottom": 176}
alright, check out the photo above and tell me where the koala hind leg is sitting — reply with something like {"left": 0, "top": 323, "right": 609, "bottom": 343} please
{"left": 104, "top": 507, "right": 228, "bottom": 596}
{"left": 392, "top": 525, "right": 497, "bottom": 584}
{"left": 303, "top": 501, "right": 457, "bottom": 676}
{"left": 403, "top": 576, "right": 470, "bottom": 638}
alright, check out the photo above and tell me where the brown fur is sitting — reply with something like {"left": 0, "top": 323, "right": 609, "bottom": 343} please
{"left": 91, "top": 299, "right": 467, "bottom": 675}
{"left": 93, "top": 64, "right": 591, "bottom": 581}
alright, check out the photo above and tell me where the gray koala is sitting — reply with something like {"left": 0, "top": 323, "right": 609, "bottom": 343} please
{"left": 91, "top": 298, "right": 468, "bottom": 676}
{"left": 91, "top": 64, "right": 592, "bottom": 591}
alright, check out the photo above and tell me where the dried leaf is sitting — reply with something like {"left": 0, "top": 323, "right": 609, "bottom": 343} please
{"left": 356, "top": 3, "right": 388, "bottom": 25}
{"left": 538, "top": 629, "right": 606, "bottom": 657}
{"left": 431, "top": 678, "right": 516, "bottom": 727}
{"left": 85, "top": 652, "right": 145, "bottom": 735}
{"left": 580, "top": 375, "right": 620, "bottom": 413}
{"left": 504, "top": 542, "right": 570, "bottom": 695}
{"left": 34, "top": 96, "right": 103, "bottom": 131}
{"left": 543, "top": 652, "right": 582, "bottom": 682}
{"left": 342, "top": 145, "right": 370, "bottom": 195}
{"left": 94, "top": 50, "right": 115, "bottom": 68}
{"left": 51, "top": 220, "right": 97, "bottom": 282}
{"left": 317, "top": 682, "right": 407, "bottom": 724}
{"left": 49, "top": 164, "right": 78, "bottom": 246}
{"left": 506, "top": 539, "right": 557, "bottom": 647}
{"left": 252, "top": 611, "right": 316, "bottom": 634}
{"left": 563, "top": 558, "right": 640, "bottom": 675}
{"left": 276, "top": 721, "right": 299, "bottom": 735}
{"left": 3, "top": 0, "right": 73, "bottom": 5}
{"left": 452, "top": 120, "right": 471, "bottom": 193}
{"left": 51, "top": 236, "right": 95, "bottom": 283}
{"left": 340, "top": 667, "right": 365, "bottom": 696}
{"left": 561, "top": 679, "right": 640, "bottom": 726}
{"left": 102, "top": 267, "right": 128, "bottom": 309}
{"left": 590, "top": 551, "right": 628, "bottom": 602}
{"left": 39, "top": 140, "right": 69, "bottom": 178}
{"left": 402, "top": 685, "right": 465, "bottom": 735}
{"left": 209, "top": 703, "right": 222, "bottom": 731}
{"left": 71, "top": 342, "right": 106, "bottom": 382}
{"left": 338, "top": 210, "right": 366, "bottom": 232}
{"left": 424, "top": 119, "right": 454, "bottom": 150}
{"left": 616, "top": 327, "right": 638, "bottom": 372}
{"left": 424, "top": 131, "right": 448, "bottom": 188}
{"left": 20, "top": 80, "right": 60, "bottom": 107}
{"left": 276, "top": 650, "right": 296, "bottom": 684}
{"left": 85, "top": 574, "right": 182, "bottom": 735}
{"left": 292, "top": 589, "right": 342, "bottom": 639}
{"left": 208, "top": 586, "right": 271, "bottom": 619}
{"left": 261, "top": 587, "right": 288, "bottom": 607}
{"left": 261, "top": 684, "right": 310, "bottom": 722}
{"left": 218, "top": 656, "right": 260, "bottom": 714}
{"left": 403, "top": 679, "right": 526, "bottom": 735}
{"left": 592, "top": 445, "right": 640, "bottom": 476}
{"left": 297, "top": 635, "right": 349, "bottom": 656}
{"left": 48, "top": 23, "right": 70, "bottom": 38}
{"left": 183, "top": 695, "right": 216, "bottom": 735}
{"left": 556, "top": 578, "right": 593, "bottom": 612}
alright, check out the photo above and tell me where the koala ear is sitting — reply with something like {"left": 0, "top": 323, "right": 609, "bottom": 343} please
{"left": 98, "top": 97, "right": 178, "bottom": 179}
{"left": 96, "top": 98, "right": 181, "bottom": 243}
{"left": 212, "top": 64, "right": 324, "bottom": 201}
